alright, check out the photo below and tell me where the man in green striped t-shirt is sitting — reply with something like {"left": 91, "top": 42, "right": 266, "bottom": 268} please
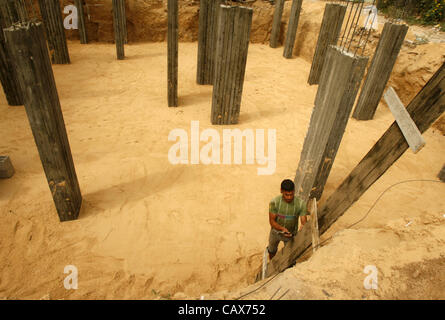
{"left": 267, "top": 179, "right": 308, "bottom": 260}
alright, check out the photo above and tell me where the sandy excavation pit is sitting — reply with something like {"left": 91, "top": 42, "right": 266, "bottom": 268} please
{"left": 0, "top": 0, "right": 444, "bottom": 300}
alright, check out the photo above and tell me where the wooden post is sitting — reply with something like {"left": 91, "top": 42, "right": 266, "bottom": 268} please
{"left": 4, "top": 22, "right": 82, "bottom": 222}
{"left": 74, "top": 0, "right": 87, "bottom": 44}
{"left": 257, "top": 62, "right": 445, "bottom": 280}
{"left": 112, "top": 0, "right": 125, "bottom": 60}
{"left": 0, "top": 6, "right": 23, "bottom": 106}
{"left": 383, "top": 87, "right": 425, "bottom": 153}
{"left": 197, "top": 0, "right": 223, "bottom": 85}
{"left": 168, "top": 0, "right": 178, "bottom": 107}
{"left": 295, "top": 46, "right": 368, "bottom": 202}
{"left": 38, "top": 0, "right": 71, "bottom": 64}
{"left": 307, "top": 3, "right": 346, "bottom": 85}
{"left": 283, "top": 0, "right": 303, "bottom": 58}
{"left": 0, "top": 155, "right": 15, "bottom": 179}
{"left": 353, "top": 22, "right": 408, "bottom": 120}
{"left": 309, "top": 198, "right": 320, "bottom": 253}
{"left": 211, "top": 5, "right": 253, "bottom": 125}
{"left": 269, "top": 0, "right": 285, "bottom": 48}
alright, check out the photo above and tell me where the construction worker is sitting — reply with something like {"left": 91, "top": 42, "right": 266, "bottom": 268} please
{"left": 267, "top": 179, "right": 308, "bottom": 260}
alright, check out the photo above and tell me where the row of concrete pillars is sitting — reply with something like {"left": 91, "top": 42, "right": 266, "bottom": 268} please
{"left": 268, "top": 1, "right": 410, "bottom": 201}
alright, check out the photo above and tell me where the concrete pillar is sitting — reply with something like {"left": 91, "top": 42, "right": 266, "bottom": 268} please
{"left": 211, "top": 5, "right": 253, "bottom": 125}
{"left": 295, "top": 46, "right": 368, "bottom": 202}
{"left": 197, "top": 0, "right": 224, "bottom": 85}
{"left": 74, "top": 0, "right": 88, "bottom": 44}
{"left": 0, "top": 0, "right": 25, "bottom": 106}
{"left": 4, "top": 22, "right": 82, "bottom": 222}
{"left": 308, "top": 3, "right": 346, "bottom": 85}
{"left": 269, "top": 0, "right": 285, "bottom": 48}
{"left": 112, "top": 0, "right": 125, "bottom": 60}
{"left": 283, "top": 0, "right": 303, "bottom": 58}
{"left": 168, "top": 0, "right": 178, "bottom": 107}
{"left": 38, "top": 0, "right": 70, "bottom": 64}
{"left": 352, "top": 22, "right": 408, "bottom": 120}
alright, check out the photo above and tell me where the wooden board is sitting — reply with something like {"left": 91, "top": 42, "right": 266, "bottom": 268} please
{"left": 384, "top": 86, "right": 425, "bottom": 153}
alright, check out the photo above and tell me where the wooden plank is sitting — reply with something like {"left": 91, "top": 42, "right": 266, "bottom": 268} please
{"left": 75, "top": 0, "right": 88, "bottom": 44}
{"left": 283, "top": 0, "right": 303, "bottom": 58}
{"left": 168, "top": 0, "right": 178, "bottom": 107}
{"left": 353, "top": 22, "right": 408, "bottom": 120}
{"left": 0, "top": 155, "right": 15, "bottom": 179}
{"left": 4, "top": 22, "right": 82, "bottom": 222}
{"left": 310, "top": 198, "right": 320, "bottom": 253}
{"left": 384, "top": 86, "right": 425, "bottom": 153}
{"left": 259, "top": 62, "right": 445, "bottom": 279}
{"left": 269, "top": 0, "right": 285, "bottom": 48}
{"left": 307, "top": 3, "right": 346, "bottom": 85}
{"left": 38, "top": 0, "right": 70, "bottom": 64}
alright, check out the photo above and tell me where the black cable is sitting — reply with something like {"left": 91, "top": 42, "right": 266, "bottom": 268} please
{"left": 301, "top": 179, "right": 443, "bottom": 258}
{"left": 237, "top": 179, "right": 443, "bottom": 299}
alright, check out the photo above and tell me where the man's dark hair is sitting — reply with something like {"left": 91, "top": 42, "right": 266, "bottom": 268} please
{"left": 280, "top": 179, "right": 295, "bottom": 192}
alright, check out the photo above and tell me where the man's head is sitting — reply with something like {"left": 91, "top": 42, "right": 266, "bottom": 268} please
{"left": 280, "top": 179, "right": 295, "bottom": 203}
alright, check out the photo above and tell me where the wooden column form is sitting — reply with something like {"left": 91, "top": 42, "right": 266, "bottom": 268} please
{"left": 112, "top": 0, "right": 125, "bottom": 60}
{"left": 0, "top": 6, "right": 23, "bottom": 106}
{"left": 295, "top": 46, "right": 368, "bottom": 202}
{"left": 74, "top": 0, "right": 87, "bottom": 44}
{"left": 5, "top": 22, "right": 82, "bottom": 222}
{"left": 258, "top": 62, "right": 444, "bottom": 280}
{"left": 352, "top": 22, "right": 408, "bottom": 120}
{"left": 211, "top": 5, "right": 253, "bottom": 125}
{"left": 269, "top": 0, "right": 285, "bottom": 48}
{"left": 38, "top": 0, "right": 70, "bottom": 64}
{"left": 283, "top": 0, "right": 303, "bottom": 58}
{"left": 168, "top": 0, "right": 178, "bottom": 107}
{"left": 308, "top": 3, "right": 346, "bottom": 85}
{"left": 197, "top": 0, "right": 223, "bottom": 85}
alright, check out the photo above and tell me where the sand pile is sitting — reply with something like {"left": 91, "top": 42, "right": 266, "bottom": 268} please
{"left": 0, "top": 1, "right": 444, "bottom": 300}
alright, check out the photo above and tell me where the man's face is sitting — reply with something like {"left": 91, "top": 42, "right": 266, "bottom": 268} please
{"left": 281, "top": 189, "right": 294, "bottom": 203}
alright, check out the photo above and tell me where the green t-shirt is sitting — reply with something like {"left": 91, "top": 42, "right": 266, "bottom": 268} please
{"left": 269, "top": 195, "right": 308, "bottom": 234}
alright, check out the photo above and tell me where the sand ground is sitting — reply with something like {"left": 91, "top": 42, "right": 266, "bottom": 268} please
{"left": 0, "top": 36, "right": 444, "bottom": 299}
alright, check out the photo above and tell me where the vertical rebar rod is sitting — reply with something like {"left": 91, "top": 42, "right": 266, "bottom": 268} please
{"left": 347, "top": 0, "right": 364, "bottom": 52}
{"left": 338, "top": 0, "right": 353, "bottom": 48}
{"left": 342, "top": 1, "right": 360, "bottom": 51}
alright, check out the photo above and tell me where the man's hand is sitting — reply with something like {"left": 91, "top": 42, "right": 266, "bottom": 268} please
{"left": 280, "top": 227, "right": 293, "bottom": 238}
